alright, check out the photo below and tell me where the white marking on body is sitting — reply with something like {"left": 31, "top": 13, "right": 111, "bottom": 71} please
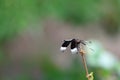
{"left": 71, "top": 48, "right": 78, "bottom": 54}
{"left": 60, "top": 47, "right": 67, "bottom": 52}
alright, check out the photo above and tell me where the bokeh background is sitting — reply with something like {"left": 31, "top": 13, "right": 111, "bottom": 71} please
{"left": 0, "top": 0, "right": 120, "bottom": 80}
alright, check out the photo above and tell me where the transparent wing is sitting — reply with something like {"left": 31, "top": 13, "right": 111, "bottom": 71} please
{"left": 83, "top": 40, "right": 95, "bottom": 53}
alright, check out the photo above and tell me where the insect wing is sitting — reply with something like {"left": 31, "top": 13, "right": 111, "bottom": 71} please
{"left": 70, "top": 39, "right": 78, "bottom": 54}
{"left": 60, "top": 40, "right": 71, "bottom": 52}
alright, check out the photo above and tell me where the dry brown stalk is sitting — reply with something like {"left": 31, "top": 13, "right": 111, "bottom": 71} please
{"left": 79, "top": 49, "right": 91, "bottom": 80}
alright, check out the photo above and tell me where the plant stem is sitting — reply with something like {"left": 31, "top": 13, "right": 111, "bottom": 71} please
{"left": 82, "top": 55, "right": 90, "bottom": 80}
{"left": 79, "top": 49, "right": 90, "bottom": 80}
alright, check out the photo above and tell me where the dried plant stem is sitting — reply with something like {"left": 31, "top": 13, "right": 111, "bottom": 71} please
{"left": 79, "top": 49, "right": 90, "bottom": 80}
{"left": 81, "top": 54, "right": 90, "bottom": 80}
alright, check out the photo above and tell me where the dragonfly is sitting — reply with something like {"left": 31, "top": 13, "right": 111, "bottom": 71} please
{"left": 60, "top": 39, "right": 88, "bottom": 54}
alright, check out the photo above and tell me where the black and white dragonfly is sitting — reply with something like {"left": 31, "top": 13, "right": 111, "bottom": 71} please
{"left": 60, "top": 39, "right": 87, "bottom": 54}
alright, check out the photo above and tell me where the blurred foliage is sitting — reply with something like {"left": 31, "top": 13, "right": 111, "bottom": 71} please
{"left": 0, "top": 0, "right": 120, "bottom": 41}
{"left": 40, "top": 55, "right": 86, "bottom": 80}
{"left": 36, "top": 0, "right": 101, "bottom": 24}
{"left": 0, "top": 0, "right": 39, "bottom": 43}
{"left": 101, "top": 0, "right": 120, "bottom": 35}
{"left": 0, "top": 0, "right": 120, "bottom": 80}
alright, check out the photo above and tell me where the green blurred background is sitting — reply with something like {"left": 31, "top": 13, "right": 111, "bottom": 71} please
{"left": 0, "top": 0, "right": 120, "bottom": 80}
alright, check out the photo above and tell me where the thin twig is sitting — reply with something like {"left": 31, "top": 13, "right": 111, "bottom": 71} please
{"left": 79, "top": 49, "right": 90, "bottom": 80}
